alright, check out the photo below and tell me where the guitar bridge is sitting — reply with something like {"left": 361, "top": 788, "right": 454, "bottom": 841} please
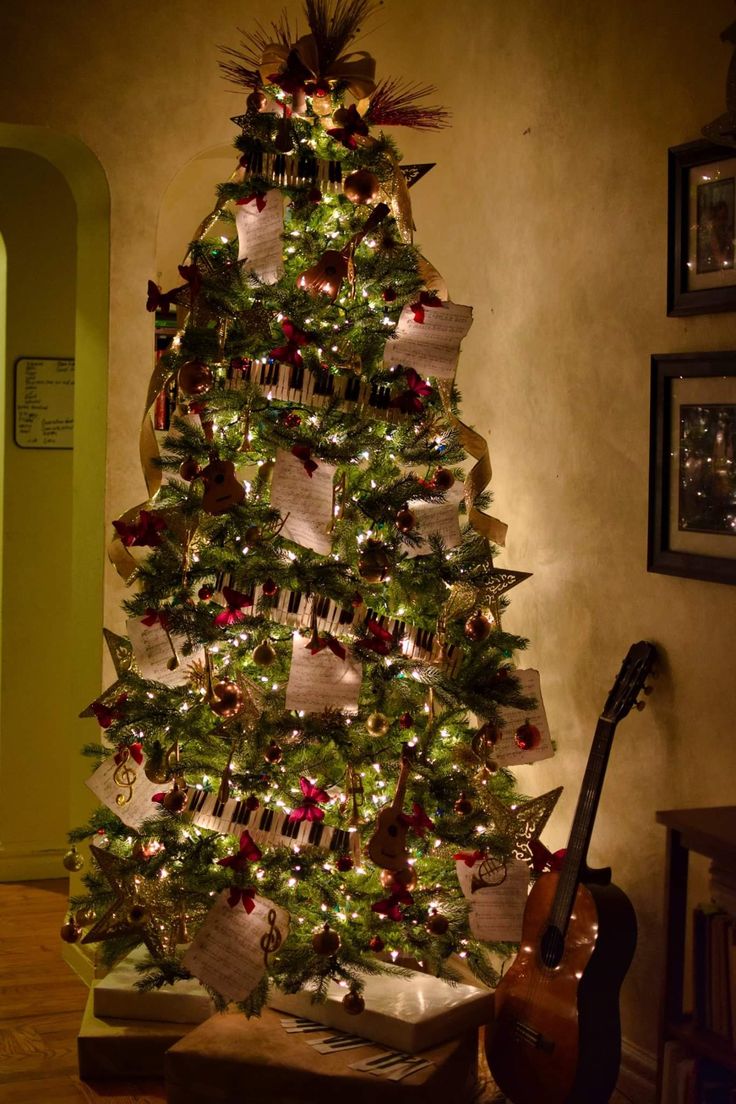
{"left": 513, "top": 1020, "right": 555, "bottom": 1053}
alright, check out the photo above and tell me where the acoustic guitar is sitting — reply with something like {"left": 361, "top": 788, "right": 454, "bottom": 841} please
{"left": 486, "top": 640, "right": 657, "bottom": 1104}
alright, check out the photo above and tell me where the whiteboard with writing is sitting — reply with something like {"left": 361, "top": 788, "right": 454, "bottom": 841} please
{"left": 15, "top": 357, "right": 74, "bottom": 449}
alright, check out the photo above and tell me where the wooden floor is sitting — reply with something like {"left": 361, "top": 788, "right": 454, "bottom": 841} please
{"left": 0, "top": 879, "right": 632, "bottom": 1104}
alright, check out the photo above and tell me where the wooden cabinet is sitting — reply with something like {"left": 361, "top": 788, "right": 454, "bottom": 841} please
{"left": 656, "top": 807, "right": 736, "bottom": 1102}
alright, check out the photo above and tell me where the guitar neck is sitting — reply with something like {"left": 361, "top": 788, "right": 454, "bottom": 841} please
{"left": 391, "top": 757, "right": 412, "bottom": 812}
{"left": 549, "top": 716, "right": 617, "bottom": 934}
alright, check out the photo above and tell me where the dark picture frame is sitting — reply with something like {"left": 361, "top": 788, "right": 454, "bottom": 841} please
{"left": 649, "top": 351, "right": 736, "bottom": 585}
{"left": 668, "top": 140, "right": 736, "bottom": 315}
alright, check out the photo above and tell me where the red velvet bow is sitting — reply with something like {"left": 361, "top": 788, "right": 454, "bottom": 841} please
{"left": 288, "top": 776, "right": 330, "bottom": 823}
{"left": 227, "top": 885, "right": 257, "bottom": 913}
{"left": 327, "top": 104, "right": 369, "bottom": 149}
{"left": 529, "top": 839, "right": 567, "bottom": 875}
{"left": 391, "top": 367, "right": 433, "bottom": 414}
{"left": 91, "top": 694, "right": 128, "bottom": 729}
{"left": 358, "top": 618, "right": 395, "bottom": 656}
{"left": 214, "top": 586, "right": 253, "bottom": 626}
{"left": 141, "top": 608, "right": 170, "bottom": 630}
{"left": 291, "top": 443, "right": 318, "bottom": 477}
{"left": 218, "top": 830, "right": 263, "bottom": 872}
{"left": 145, "top": 280, "right": 179, "bottom": 314}
{"left": 113, "top": 510, "right": 167, "bottom": 548}
{"left": 307, "top": 633, "right": 346, "bottom": 661}
{"left": 115, "top": 741, "right": 143, "bottom": 766}
{"left": 453, "top": 850, "right": 487, "bottom": 868}
{"left": 236, "top": 192, "right": 267, "bottom": 213}
{"left": 270, "top": 319, "right": 309, "bottom": 367}
{"left": 410, "top": 291, "right": 444, "bottom": 324}
{"left": 177, "top": 263, "right": 203, "bottom": 296}
{"left": 371, "top": 885, "right": 414, "bottom": 921}
{"left": 397, "top": 803, "right": 435, "bottom": 837}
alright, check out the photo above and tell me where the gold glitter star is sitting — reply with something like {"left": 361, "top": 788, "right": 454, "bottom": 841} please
{"left": 81, "top": 845, "right": 166, "bottom": 958}
{"left": 485, "top": 787, "right": 563, "bottom": 866}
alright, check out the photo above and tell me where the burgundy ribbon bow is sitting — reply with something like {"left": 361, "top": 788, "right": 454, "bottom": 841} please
{"left": 397, "top": 803, "right": 435, "bottom": 837}
{"left": 218, "top": 830, "right": 263, "bottom": 873}
{"left": 146, "top": 280, "right": 179, "bottom": 315}
{"left": 529, "top": 839, "right": 567, "bottom": 875}
{"left": 288, "top": 776, "right": 330, "bottom": 823}
{"left": 371, "top": 884, "right": 414, "bottom": 921}
{"left": 453, "top": 850, "right": 487, "bottom": 868}
{"left": 141, "top": 608, "right": 170, "bottom": 630}
{"left": 236, "top": 192, "right": 267, "bottom": 213}
{"left": 227, "top": 885, "right": 257, "bottom": 913}
{"left": 91, "top": 694, "right": 128, "bottom": 729}
{"left": 391, "top": 367, "right": 433, "bottom": 414}
{"left": 291, "top": 443, "right": 318, "bottom": 477}
{"left": 327, "top": 104, "right": 369, "bottom": 149}
{"left": 270, "top": 319, "right": 308, "bottom": 367}
{"left": 410, "top": 291, "right": 444, "bottom": 324}
{"left": 214, "top": 586, "right": 253, "bottom": 626}
{"left": 177, "top": 263, "right": 202, "bottom": 296}
{"left": 113, "top": 510, "right": 167, "bottom": 548}
{"left": 358, "top": 618, "right": 395, "bottom": 656}
{"left": 307, "top": 633, "right": 346, "bottom": 661}
{"left": 115, "top": 741, "right": 143, "bottom": 766}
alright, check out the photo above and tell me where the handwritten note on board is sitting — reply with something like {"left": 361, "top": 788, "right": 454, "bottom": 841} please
{"left": 15, "top": 358, "right": 74, "bottom": 448}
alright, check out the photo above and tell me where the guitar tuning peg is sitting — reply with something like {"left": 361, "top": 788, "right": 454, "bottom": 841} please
{"left": 643, "top": 684, "right": 654, "bottom": 696}
{"left": 635, "top": 700, "right": 646, "bottom": 711}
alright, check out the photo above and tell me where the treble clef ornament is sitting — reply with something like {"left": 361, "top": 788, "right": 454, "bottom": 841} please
{"left": 112, "top": 747, "right": 137, "bottom": 807}
{"left": 260, "top": 907, "right": 282, "bottom": 966}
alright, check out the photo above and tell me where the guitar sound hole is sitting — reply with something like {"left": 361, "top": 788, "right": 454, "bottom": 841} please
{"left": 540, "top": 925, "right": 564, "bottom": 968}
{"left": 388, "top": 826, "right": 397, "bottom": 837}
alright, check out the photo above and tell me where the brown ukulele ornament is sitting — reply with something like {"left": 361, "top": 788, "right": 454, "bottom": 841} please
{"left": 298, "top": 202, "right": 389, "bottom": 301}
{"left": 200, "top": 458, "right": 245, "bottom": 515}
{"left": 367, "top": 751, "right": 413, "bottom": 872}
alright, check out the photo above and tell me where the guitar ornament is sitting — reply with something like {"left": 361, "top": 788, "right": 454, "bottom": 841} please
{"left": 367, "top": 751, "right": 413, "bottom": 872}
{"left": 200, "top": 458, "right": 246, "bottom": 515}
{"left": 298, "top": 202, "right": 389, "bottom": 300}
{"left": 486, "top": 641, "right": 657, "bottom": 1104}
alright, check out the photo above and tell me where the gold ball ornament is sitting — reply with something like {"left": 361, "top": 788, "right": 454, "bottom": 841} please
{"left": 162, "top": 779, "right": 189, "bottom": 814}
{"left": 395, "top": 504, "right": 415, "bottom": 534}
{"left": 210, "top": 680, "right": 244, "bottom": 719}
{"left": 343, "top": 169, "right": 381, "bottom": 205}
{"left": 464, "top": 610, "right": 492, "bottom": 643}
{"left": 454, "top": 791, "right": 473, "bottom": 816}
{"left": 247, "top": 88, "right": 267, "bottom": 113}
{"left": 312, "top": 923, "right": 341, "bottom": 956}
{"left": 427, "top": 910, "right": 450, "bottom": 936}
{"left": 380, "top": 865, "right": 418, "bottom": 892}
{"left": 366, "top": 711, "right": 390, "bottom": 737}
{"left": 60, "top": 918, "right": 81, "bottom": 944}
{"left": 177, "top": 358, "right": 213, "bottom": 397}
{"left": 342, "top": 988, "right": 365, "bottom": 1015}
{"left": 252, "top": 641, "right": 277, "bottom": 667}
{"left": 357, "top": 539, "right": 390, "bottom": 584}
{"left": 433, "top": 467, "right": 455, "bottom": 491}
{"left": 179, "top": 457, "right": 200, "bottom": 482}
{"left": 62, "top": 846, "right": 84, "bottom": 872}
{"left": 264, "top": 741, "right": 283, "bottom": 764}
{"left": 74, "top": 906, "right": 96, "bottom": 928}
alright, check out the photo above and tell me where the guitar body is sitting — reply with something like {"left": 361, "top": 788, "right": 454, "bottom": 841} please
{"left": 487, "top": 872, "right": 637, "bottom": 1104}
{"left": 367, "top": 805, "right": 410, "bottom": 871}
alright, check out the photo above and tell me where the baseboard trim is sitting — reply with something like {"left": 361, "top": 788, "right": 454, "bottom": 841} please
{"left": 62, "top": 941, "right": 98, "bottom": 986}
{"left": 0, "top": 846, "right": 66, "bottom": 882}
{"left": 618, "top": 1037, "right": 656, "bottom": 1104}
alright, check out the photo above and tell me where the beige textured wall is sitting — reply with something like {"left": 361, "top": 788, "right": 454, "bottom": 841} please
{"left": 2, "top": 0, "right": 735, "bottom": 1055}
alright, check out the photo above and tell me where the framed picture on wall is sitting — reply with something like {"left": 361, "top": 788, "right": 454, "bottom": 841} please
{"left": 667, "top": 140, "right": 736, "bottom": 315}
{"left": 649, "top": 351, "right": 736, "bottom": 584}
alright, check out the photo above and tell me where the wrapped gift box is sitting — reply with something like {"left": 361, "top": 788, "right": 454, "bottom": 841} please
{"left": 93, "top": 946, "right": 215, "bottom": 1023}
{"left": 77, "top": 989, "right": 196, "bottom": 1080}
{"left": 165, "top": 1005, "right": 480, "bottom": 1104}
{"left": 268, "top": 964, "right": 494, "bottom": 1053}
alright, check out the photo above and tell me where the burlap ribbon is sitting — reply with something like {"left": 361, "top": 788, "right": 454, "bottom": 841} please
{"left": 260, "top": 36, "right": 376, "bottom": 102}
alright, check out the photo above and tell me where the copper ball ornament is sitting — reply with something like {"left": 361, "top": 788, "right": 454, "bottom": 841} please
{"left": 369, "top": 934, "right": 385, "bottom": 952}
{"left": 380, "top": 865, "right": 417, "bottom": 893}
{"left": 262, "top": 578, "right": 278, "bottom": 597}
{"left": 342, "top": 988, "right": 365, "bottom": 1015}
{"left": 433, "top": 467, "right": 455, "bottom": 491}
{"left": 395, "top": 505, "right": 415, "bottom": 534}
{"left": 162, "top": 780, "right": 189, "bottom": 813}
{"left": 177, "top": 358, "right": 213, "bottom": 397}
{"left": 252, "top": 641, "right": 277, "bottom": 667}
{"left": 464, "top": 610, "right": 492, "bottom": 643}
{"left": 75, "top": 906, "right": 96, "bottom": 928}
{"left": 245, "top": 793, "right": 260, "bottom": 811}
{"left": 515, "top": 721, "right": 541, "bottom": 751}
{"left": 179, "top": 457, "right": 200, "bottom": 481}
{"left": 357, "top": 539, "right": 390, "bottom": 584}
{"left": 343, "top": 168, "right": 380, "bottom": 205}
{"left": 264, "top": 741, "right": 283, "bottom": 764}
{"left": 454, "top": 791, "right": 473, "bottom": 816}
{"left": 60, "top": 919, "right": 80, "bottom": 944}
{"left": 427, "top": 910, "right": 450, "bottom": 936}
{"left": 62, "top": 846, "right": 84, "bottom": 872}
{"left": 210, "top": 680, "right": 244, "bottom": 719}
{"left": 366, "top": 711, "right": 390, "bottom": 737}
{"left": 198, "top": 585, "right": 214, "bottom": 601}
{"left": 247, "top": 88, "right": 267, "bottom": 113}
{"left": 312, "top": 923, "right": 341, "bottom": 956}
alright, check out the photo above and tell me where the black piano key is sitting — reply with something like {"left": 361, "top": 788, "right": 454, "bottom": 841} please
{"left": 288, "top": 590, "right": 303, "bottom": 614}
{"left": 307, "top": 821, "right": 325, "bottom": 846}
{"left": 289, "top": 362, "right": 304, "bottom": 390}
{"left": 259, "top": 808, "right": 274, "bottom": 832}
{"left": 260, "top": 360, "right": 280, "bottom": 385}
{"left": 338, "top": 606, "right": 355, "bottom": 625}
{"left": 369, "top": 383, "right": 391, "bottom": 409}
{"left": 229, "top": 800, "right": 242, "bottom": 827}
{"left": 313, "top": 368, "right": 334, "bottom": 396}
{"left": 212, "top": 797, "right": 226, "bottom": 819}
{"left": 330, "top": 828, "right": 349, "bottom": 853}
{"left": 344, "top": 375, "right": 361, "bottom": 402}
{"left": 314, "top": 594, "right": 331, "bottom": 619}
{"left": 237, "top": 803, "right": 252, "bottom": 826}
{"left": 190, "top": 789, "right": 207, "bottom": 813}
{"left": 273, "top": 154, "right": 286, "bottom": 180}
{"left": 280, "top": 816, "right": 301, "bottom": 840}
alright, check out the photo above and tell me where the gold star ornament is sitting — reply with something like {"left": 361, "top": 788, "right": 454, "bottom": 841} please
{"left": 81, "top": 844, "right": 167, "bottom": 958}
{"left": 485, "top": 787, "right": 563, "bottom": 866}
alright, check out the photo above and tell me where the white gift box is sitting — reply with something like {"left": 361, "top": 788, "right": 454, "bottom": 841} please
{"left": 93, "top": 947, "right": 215, "bottom": 1024}
{"left": 268, "top": 964, "right": 493, "bottom": 1053}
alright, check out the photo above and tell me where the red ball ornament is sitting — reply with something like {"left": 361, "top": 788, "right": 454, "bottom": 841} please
{"left": 262, "top": 578, "right": 278, "bottom": 597}
{"left": 210, "top": 681, "right": 244, "bottom": 719}
{"left": 464, "top": 610, "right": 492, "bottom": 643}
{"left": 433, "top": 467, "right": 455, "bottom": 491}
{"left": 198, "top": 585, "right": 214, "bottom": 601}
{"left": 427, "top": 910, "right": 450, "bottom": 936}
{"left": 395, "top": 504, "right": 415, "bottom": 534}
{"left": 336, "top": 855, "right": 354, "bottom": 872}
{"left": 60, "top": 918, "right": 80, "bottom": 944}
{"left": 245, "top": 794, "right": 260, "bottom": 811}
{"left": 342, "top": 989, "right": 365, "bottom": 1015}
{"left": 454, "top": 791, "right": 473, "bottom": 815}
{"left": 515, "top": 721, "right": 541, "bottom": 751}
{"left": 179, "top": 458, "right": 200, "bottom": 482}
{"left": 369, "top": 934, "right": 385, "bottom": 952}
{"left": 399, "top": 712, "right": 414, "bottom": 729}
{"left": 264, "top": 741, "right": 283, "bottom": 764}
{"left": 177, "top": 358, "right": 213, "bottom": 397}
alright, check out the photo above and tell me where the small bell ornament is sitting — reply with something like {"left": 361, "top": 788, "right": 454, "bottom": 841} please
{"left": 312, "top": 923, "right": 341, "bottom": 956}
{"left": 253, "top": 641, "right": 276, "bottom": 667}
{"left": 464, "top": 610, "right": 492, "bottom": 643}
{"left": 62, "top": 846, "right": 84, "bottom": 872}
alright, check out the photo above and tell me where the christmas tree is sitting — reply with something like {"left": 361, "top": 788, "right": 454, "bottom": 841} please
{"left": 64, "top": 0, "right": 560, "bottom": 1018}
